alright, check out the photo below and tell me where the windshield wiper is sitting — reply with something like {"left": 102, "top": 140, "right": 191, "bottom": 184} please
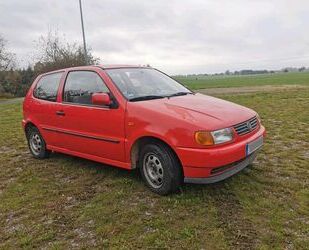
{"left": 167, "top": 92, "right": 192, "bottom": 98}
{"left": 129, "top": 95, "right": 166, "bottom": 102}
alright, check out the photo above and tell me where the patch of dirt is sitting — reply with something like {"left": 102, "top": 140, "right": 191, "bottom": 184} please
{"left": 211, "top": 187, "right": 258, "bottom": 250}
{"left": 302, "top": 151, "right": 309, "bottom": 159}
{"left": 198, "top": 84, "right": 309, "bottom": 95}
{"left": 0, "top": 146, "right": 17, "bottom": 154}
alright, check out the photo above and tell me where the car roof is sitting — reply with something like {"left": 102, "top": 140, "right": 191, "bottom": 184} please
{"left": 99, "top": 64, "right": 148, "bottom": 69}
{"left": 40, "top": 64, "right": 150, "bottom": 76}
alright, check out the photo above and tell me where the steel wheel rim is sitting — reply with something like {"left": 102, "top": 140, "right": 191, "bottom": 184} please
{"left": 30, "top": 133, "right": 42, "bottom": 155}
{"left": 143, "top": 153, "right": 164, "bottom": 189}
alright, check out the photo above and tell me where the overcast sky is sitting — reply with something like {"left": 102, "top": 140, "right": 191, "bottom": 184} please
{"left": 1, "top": 0, "right": 309, "bottom": 74}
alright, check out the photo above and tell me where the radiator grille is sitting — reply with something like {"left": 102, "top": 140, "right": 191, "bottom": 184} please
{"left": 233, "top": 116, "right": 258, "bottom": 135}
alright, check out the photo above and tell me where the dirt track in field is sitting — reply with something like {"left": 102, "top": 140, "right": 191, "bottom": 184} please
{"left": 198, "top": 84, "right": 309, "bottom": 95}
{"left": 0, "top": 97, "right": 24, "bottom": 105}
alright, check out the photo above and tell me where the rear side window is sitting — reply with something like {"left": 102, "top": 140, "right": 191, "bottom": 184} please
{"left": 63, "top": 71, "right": 109, "bottom": 105}
{"left": 33, "top": 72, "right": 63, "bottom": 102}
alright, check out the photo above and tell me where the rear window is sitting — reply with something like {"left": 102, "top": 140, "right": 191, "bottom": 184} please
{"left": 33, "top": 72, "right": 63, "bottom": 102}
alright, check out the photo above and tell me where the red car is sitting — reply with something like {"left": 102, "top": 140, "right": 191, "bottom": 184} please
{"left": 23, "top": 65, "right": 266, "bottom": 195}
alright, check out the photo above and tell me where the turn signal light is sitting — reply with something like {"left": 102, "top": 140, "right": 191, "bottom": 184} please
{"left": 195, "top": 131, "right": 214, "bottom": 146}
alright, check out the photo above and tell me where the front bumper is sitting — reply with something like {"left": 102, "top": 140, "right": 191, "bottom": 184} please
{"left": 184, "top": 152, "right": 257, "bottom": 184}
{"left": 176, "top": 125, "right": 265, "bottom": 179}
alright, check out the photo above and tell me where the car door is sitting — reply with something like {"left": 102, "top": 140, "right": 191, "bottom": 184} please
{"left": 30, "top": 71, "right": 65, "bottom": 147}
{"left": 55, "top": 70, "right": 126, "bottom": 163}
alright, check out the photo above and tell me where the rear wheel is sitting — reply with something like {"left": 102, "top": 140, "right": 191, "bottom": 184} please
{"left": 26, "top": 126, "right": 50, "bottom": 159}
{"left": 139, "top": 143, "right": 182, "bottom": 195}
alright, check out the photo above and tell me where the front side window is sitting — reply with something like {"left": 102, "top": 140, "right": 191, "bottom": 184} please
{"left": 106, "top": 68, "right": 191, "bottom": 101}
{"left": 63, "top": 71, "right": 109, "bottom": 105}
{"left": 33, "top": 72, "right": 63, "bottom": 102}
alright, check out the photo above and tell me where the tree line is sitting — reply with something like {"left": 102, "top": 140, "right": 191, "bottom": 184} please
{"left": 179, "top": 67, "right": 308, "bottom": 78}
{"left": 0, "top": 31, "right": 99, "bottom": 97}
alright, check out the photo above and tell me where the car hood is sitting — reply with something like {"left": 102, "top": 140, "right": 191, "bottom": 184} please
{"left": 131, "top": 93, "right": 256, "bottom": 130}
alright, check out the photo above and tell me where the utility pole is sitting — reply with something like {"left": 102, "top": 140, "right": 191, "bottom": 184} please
{"left": 79, "top": 0, "right": 88, "bottom": 65}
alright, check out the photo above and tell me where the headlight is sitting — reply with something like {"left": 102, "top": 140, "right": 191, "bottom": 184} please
{"left": 211, "top": 128, "right": 234, "bottom": 144}
{"left": 195, "top": 128, "right": 234, "bottom": 146}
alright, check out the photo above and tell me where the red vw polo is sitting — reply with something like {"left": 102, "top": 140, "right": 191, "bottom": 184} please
{"left": 23, "top": 65, "right": 266, "bottom": 195}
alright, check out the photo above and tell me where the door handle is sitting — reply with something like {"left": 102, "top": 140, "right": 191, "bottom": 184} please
{"left": 56, "top": 110, "right": 65, "bottom": 116}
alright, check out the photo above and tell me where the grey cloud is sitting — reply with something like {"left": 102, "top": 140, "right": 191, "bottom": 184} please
{"left": 0, "top": 0, "right": 308, "bottom": 74}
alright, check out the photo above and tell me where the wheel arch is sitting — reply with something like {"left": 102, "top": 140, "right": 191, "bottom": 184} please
{"left": 130, "top": 136, "right": 182, "bottom": 171}
{"left": 24, "top": 121, "right": 37, "bottom": 135}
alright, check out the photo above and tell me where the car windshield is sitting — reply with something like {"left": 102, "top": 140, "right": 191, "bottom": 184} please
{"left": 106, "top": 68, "right": 192, "bottom": 101}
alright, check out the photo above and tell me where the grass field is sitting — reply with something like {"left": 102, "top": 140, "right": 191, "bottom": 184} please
{"left": 0, "top": 86, "right": 308, "bottom": 249}
{"left": 175, "top": 71, "right": 309, "bottom": 89}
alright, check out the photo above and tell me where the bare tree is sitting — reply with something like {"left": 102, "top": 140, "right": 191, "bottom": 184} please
{"left": 0, "top": 35, "right": 15, "bottom": 70}
{"left": 34, "top": 30, "right": 99, "bottom": 74}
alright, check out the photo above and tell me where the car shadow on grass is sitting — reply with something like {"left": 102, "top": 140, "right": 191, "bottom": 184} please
{"left": 49, "top": 151, "right": 141, "bottom": 183}
{"left": 48, "top": 150, "right": 257, "bottom": 195}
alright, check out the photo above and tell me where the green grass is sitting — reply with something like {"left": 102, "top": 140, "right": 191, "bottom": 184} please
{"left": 175, "top": 72, "right": 309, "bottom": 89}
{"left": 0, "top": 89, "right": 308, "bottom": 248}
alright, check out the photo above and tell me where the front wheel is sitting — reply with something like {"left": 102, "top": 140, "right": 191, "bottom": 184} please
{"left": 26, "top": 126, "right": 50, "bottom": 159}
{"left": 139, "top": 143, "right": 183, "bottom": 195}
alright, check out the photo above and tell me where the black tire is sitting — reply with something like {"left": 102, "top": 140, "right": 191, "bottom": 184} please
{"left": 26, "top": 126, "right": 50, "bottom": 159}
{"left": 139, "top": 143, "right": 183, "bottom": 195}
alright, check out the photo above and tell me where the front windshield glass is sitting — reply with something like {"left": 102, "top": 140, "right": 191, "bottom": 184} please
{"left": 106, "top": 68, "right": 191, "bottom": 101}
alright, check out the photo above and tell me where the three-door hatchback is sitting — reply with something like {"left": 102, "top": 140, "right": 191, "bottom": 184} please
{"left": 23, "top": 65, "right": 266, "bottom": 195}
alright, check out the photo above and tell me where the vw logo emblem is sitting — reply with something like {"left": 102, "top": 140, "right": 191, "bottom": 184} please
{"left": 247, "top": 121, "right": 252, "bottom": 130}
